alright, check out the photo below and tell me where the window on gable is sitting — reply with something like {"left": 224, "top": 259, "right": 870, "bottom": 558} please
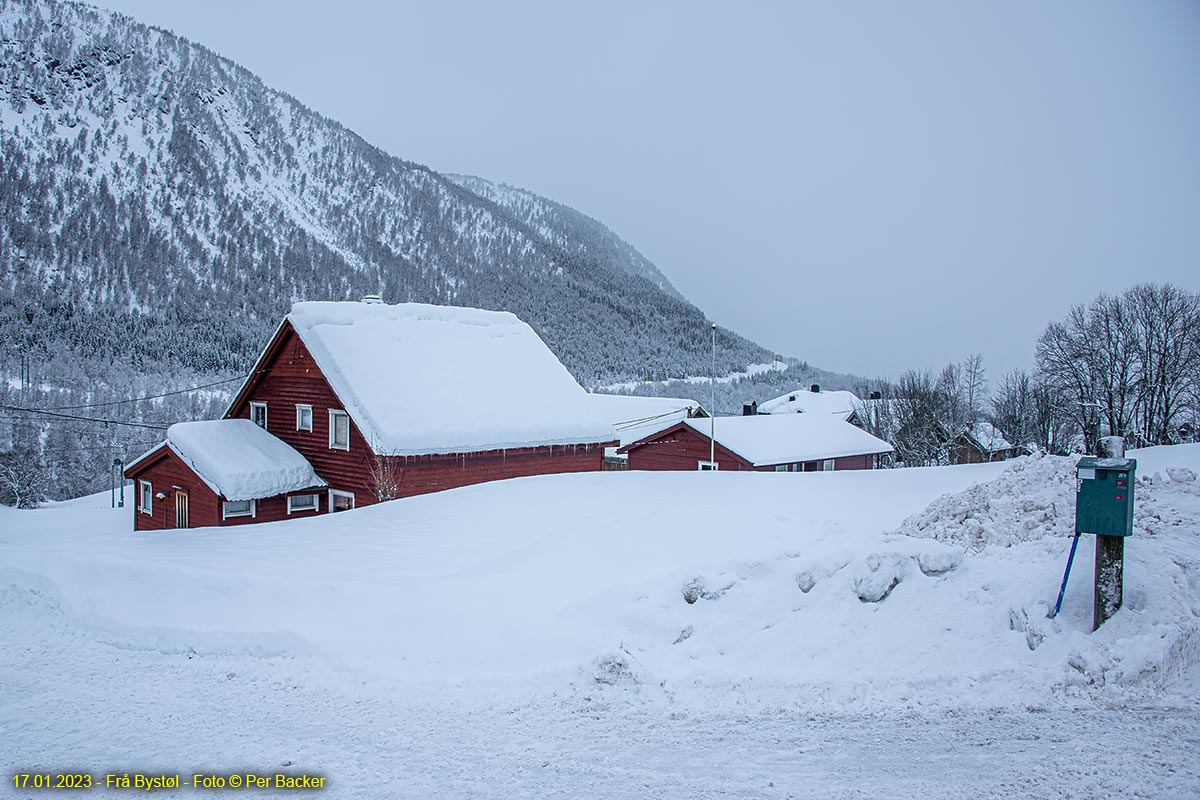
{"left": 250, "top": 402, "right": 268, "bottom": 429}
{"left": 329, "top": 409, "right": 350, "bottom": 451}
{"left": 296, "top": 404, "right": 313, "bottom": 432}
{"left": 139, "top": 480, "right": 153, "bottom": 515}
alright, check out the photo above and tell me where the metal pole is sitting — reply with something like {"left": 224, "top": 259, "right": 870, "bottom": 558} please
{"left": 710, "top": 323, "right": 716, "bottom": 467}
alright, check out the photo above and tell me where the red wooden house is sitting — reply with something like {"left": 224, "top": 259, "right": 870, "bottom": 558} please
{"left": 618, "top": 413, "right": 894, "bottom": 472}
{"left": 125, "top": 300, "right": 617, "bottom": 530}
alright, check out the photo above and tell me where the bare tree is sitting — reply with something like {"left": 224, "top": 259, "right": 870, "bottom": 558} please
{"left": 1126, "top": 283, "right": 1200, "bottom": 444}
{"left": 367, "top": 448, "right": 406, "bottom": 502}
{"left": 990, "top": 369, "right": 1033, "bottom": 450}
{"left": 962, "top": 354, "right": 988, "bottom": 428}
{"left": 1036, "top": 306, "right": 1103, "bottom": 453}
{"left": 893, "top": 369, "right": 945, "bottom": 466}
{"left": 0, "top": 448, "right": 48, "bottom": 508}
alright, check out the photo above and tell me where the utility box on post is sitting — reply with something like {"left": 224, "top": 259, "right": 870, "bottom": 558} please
{"left": 1074, "top": 456, "right": 1136, "bottom": 537}
{"left": 1075, "top": 454, "right": 1136, "bottom": 631}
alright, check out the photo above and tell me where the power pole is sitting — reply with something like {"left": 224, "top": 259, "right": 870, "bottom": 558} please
{"left": 710, "top": 323, "right": 716, "bottom": 467}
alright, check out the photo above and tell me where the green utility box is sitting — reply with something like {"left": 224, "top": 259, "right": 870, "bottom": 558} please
{"left": 1075, "top": 456, "right": 1136, "bottom": 537}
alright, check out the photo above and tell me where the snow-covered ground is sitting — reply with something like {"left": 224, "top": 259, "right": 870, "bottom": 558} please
{"left": 3, "top": 446, "right": 1199, "bottom": 797}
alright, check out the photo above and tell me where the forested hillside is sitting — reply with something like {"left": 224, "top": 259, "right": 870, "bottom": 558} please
{"left": 0, "top": 0, "right": 797, "bottom": 501}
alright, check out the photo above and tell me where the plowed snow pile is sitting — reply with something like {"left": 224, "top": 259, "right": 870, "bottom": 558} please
{"left": 894, "top": 451, "right": 1184, "bottom": 551}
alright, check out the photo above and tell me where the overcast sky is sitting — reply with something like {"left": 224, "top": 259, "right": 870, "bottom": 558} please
{"left": 93, "top": 0, "right": 1200, "bottom": 380}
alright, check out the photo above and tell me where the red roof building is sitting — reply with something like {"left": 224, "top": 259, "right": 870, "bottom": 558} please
{"left": 125, "top": 300, "right": 616, "bottom": 530}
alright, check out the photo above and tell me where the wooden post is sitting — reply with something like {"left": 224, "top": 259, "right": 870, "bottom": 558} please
{"left": 1093, "top": 534, "right": 1123, "bottom": 631}
{"left": 1093, "top": 436, "right": 1126, "bottom": 630}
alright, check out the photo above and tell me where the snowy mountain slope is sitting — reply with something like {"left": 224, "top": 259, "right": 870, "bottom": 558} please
{"left": 3, "top": 446, "right": 1200, "bottom": 796}
{"left": 0, "top": 0, "right": 770, "bottom": 388}
{"left": 446, "top": 173, "right": 684, "bottom": 300}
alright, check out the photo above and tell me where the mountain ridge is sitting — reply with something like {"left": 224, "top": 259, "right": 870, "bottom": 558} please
{"left": 0, "top": 0, "right": 771, "bottom": 388}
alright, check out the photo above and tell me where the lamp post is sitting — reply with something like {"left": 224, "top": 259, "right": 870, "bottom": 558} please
{"left": 710, "top": 323, "right": 716, "bottom": 467}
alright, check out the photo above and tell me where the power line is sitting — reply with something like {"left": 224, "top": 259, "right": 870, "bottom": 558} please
{"left": 30, "top": 374, "right": 245, "bottom": 412}
{"left": 0, "top": 404, "right": 169, "bottom": 430}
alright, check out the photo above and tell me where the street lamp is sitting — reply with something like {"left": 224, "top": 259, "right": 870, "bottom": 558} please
{"left": 710, "top": 323, "right": 716, "bottom": 467}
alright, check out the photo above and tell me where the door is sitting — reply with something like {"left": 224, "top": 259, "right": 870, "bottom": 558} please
{"left": 175, "top": 491, "right": 189, "bottom": 529}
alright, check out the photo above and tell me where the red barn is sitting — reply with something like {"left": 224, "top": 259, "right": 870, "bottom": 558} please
{"left": 125, "top": 300, "right": 617, "bottom": 530}
{"left": 618, "top": 413, "right": 894, "bottom": 472}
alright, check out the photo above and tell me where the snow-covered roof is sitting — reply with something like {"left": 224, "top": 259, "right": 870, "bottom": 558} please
{"left": 758, "top": 387, "right": 861, "bottom": 420}
{"left": 679, "top": 414, "right": 894, "bottom": 467}
{"left": 286, "top": 301, "right": 616, "bottom": 455}
{"left": 590, "top": 393, "right": 703, "bottom": 447}
{"left": 129, "top": 420, "right": 327, "bottom": 501}
{"left": 967, "top": 422, "right": 1014, "bottom": 454}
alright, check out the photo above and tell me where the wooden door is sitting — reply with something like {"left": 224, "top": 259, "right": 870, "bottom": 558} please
{"left": 175, "top": 491, "right": 189, "bottom": 529}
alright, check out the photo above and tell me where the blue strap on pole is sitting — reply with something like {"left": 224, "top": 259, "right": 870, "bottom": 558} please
{"left": 1049, "top": 533, "right": 1082, "bottom": 619}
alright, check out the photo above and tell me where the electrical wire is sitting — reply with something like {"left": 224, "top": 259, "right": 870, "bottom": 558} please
{"left": 19, "top": 374, "right": 245, "bottom": 412}
{"left": 0, "top": 404, "right": 169, "bottom": 430}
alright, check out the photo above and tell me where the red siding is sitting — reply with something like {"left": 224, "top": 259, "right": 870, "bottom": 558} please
{"left": 124, "top": 446, "right": 326, "bottom": 531}
{"left": 624, "top": 424, "right": 753, "bottom": 471}
{"left": 383, "top": 443, "right": 607, "bottom": 499}
{"left": 124, "top": 447, "right": 221, "bottom": 531}
{"left": 227, "top": 325, "right": 380, "bottom": 505}
{"left": 224, "top": 321, "right": 615, "bottom": 510}
{"left": 622, "top": 423, "right": 880, "bottom": 473}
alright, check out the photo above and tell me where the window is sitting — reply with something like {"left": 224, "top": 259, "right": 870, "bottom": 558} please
{"left": 287, "top": 494, "right": 318, "bottom": 514}
{"left": 697, "top": 460, "right": 719, "bottom": 471}
{"left": 139, "top": 480, "right": 153, "bottom": 515}
{"left": 329, "top": 409, "right": 350, "bottom": 450}
{"left": 329, "top": 489, "right": 355, "bottom": 512}
{"left": 223, "top": 499, "right": 255, "bottom": 519}
{"left": 823, "top": 459, "right": 836, "bottom": 472}
{"left": 775, "top": 464, "right": 789, "bottom": 472}
{"left": 296, "top": 404, "right": 313, "bottom": 432}
{"left": 250, "top": 402, "right": 268, "bottom": 429}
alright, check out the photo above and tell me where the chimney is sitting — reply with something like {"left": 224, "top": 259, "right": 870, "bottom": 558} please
{"left": 361, "top": 294, "right": 384, "bottom": 305}
{"left": 810, "top": 384, "right": 821, "bottom": 394}
{"left": 742, "top": 401, "right": 758, "bottom": 416}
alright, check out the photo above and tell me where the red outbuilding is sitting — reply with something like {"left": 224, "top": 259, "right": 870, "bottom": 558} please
{"left": 618, "top": 413, "right": 894, "bottom": 472}
{"left": 125, "top": 299, "right": 617, "bottom": 530}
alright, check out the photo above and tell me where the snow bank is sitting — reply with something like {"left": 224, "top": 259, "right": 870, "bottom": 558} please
{"left": 287, "top": 301, "right": 615, "bottom": 454}
{"left": 164, "top": 419, "right": 326, "bottom": 500}
{"left": 4, "top": 445, "right": 1199, "bottom": 716}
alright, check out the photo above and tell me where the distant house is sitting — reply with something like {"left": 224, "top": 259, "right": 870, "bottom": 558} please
{"left": 758, "top": 384, "right": 861, "bottom": 420}
{"left": 946, "top": 422, "right": 1017, "bottom": 465}
{"left": 125, "top": 300, "right": 616, "bottom": 530}
{"left": 589, "top": 393, "right": 706, "bottom": 468}
{"left": 618, "top": 413, "right": 894, "bottom": 472}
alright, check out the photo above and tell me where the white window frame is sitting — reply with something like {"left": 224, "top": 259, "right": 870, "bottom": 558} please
{"left": 222, "top": 498, "right": 256, "bottom": 519}
{"left": 250, "top": 402, "right": 268, "bottom": 429}
{"left": 697, "top": 460, "right": 719, "bottom": 471}
{"left": 823, "top": 459, "right": 836, "bottom": 472}
{"left": 296, "top": 404, "right": 313, "bottom": 432}
{"left": 287, "top": 493, "right": 319, "bottom": 515}
{"left": 329, "top": 409, "right": 350, "bottom": 451}
{"left": 775, "top": 464, "right": 789, "bottom": 472}
{"left": 329, "top": 489, "right": 355, "bottom": 512}
{"left": 139, "top": 480, "right": 153, "bottom": 515}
